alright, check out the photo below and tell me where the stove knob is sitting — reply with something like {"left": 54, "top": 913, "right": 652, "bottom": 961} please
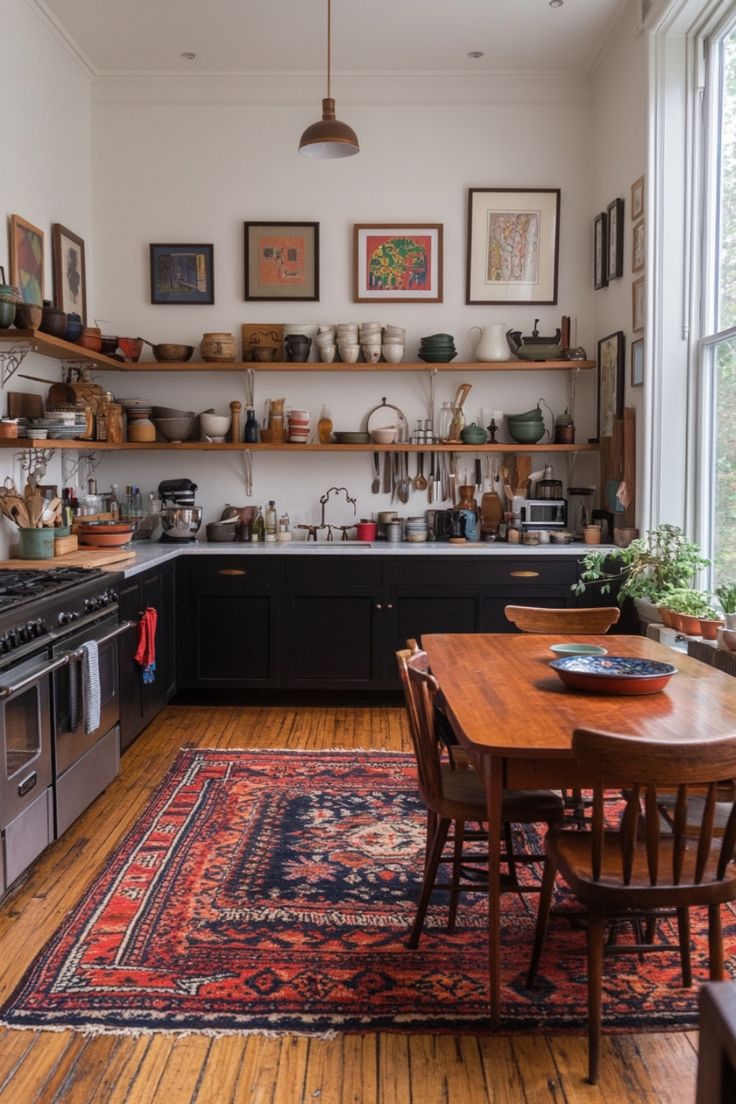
{"left": 0, "top": 634, "right": 10, "bottom": 654}
{"left": 7, "top": 629, "right": 17, "bottom": 649}
{"left": 32, "top": 618, "right": 47, "bottom": 637}
{"left": 107, "top": 588, "right": 118, "bottom": 602}
{"left": 57, "top": 611, "right": 73, "bottom": 626}
{"left": 84, "top": 598, "right": 95, "bottom": 612}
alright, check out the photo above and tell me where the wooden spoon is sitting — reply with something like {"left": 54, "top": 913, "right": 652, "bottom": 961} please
{"left": 414, "top": 452, "right": 427, "bottom": 491}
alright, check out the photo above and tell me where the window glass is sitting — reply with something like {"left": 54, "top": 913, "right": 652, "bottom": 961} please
{"left": 714, "top": 336, "right": 736, "bottom": 583}
{"left": 718, "top": 28, "right": 736, "bottom": 330}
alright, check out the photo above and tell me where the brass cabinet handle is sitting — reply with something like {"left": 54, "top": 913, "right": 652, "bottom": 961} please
{"left": 386, "top": 603, "right": 394, "bottom": 610}
{"left": 218, "top": 569, "right": 246, "bottom": 576}
{"left": 510, "top": 570, "right": 540, "bottom": 577}
{"left": 376, "top": 603, "right": 383, "bottom": 610}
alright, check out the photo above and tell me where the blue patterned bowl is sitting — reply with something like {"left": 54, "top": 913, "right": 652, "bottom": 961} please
{"left": 549, "top": 655, "right": 678, "bottom": 695}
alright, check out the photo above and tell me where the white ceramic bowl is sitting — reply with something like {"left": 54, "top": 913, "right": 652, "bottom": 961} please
{"left": 338, "top": 344, "right": 360, "bottom": 363}
{"left": 319, "top": 345, "right": 336, "bottom": 363}
{"left": 199, "top": 412, "right": 231, "bottom": 438}
{"left": 717, "top": 627, "right": 736, "bottom": 653}
{"left": 371, "top": 427, "right": 397, "bottom": 444}
{"left": 381, "top": 344, "right": 404, "bottom": 363}
{"left": 361, "top": 346, "right": 381, "bottom": 364}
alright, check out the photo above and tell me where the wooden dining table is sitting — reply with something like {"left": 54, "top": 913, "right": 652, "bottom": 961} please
{"left": 422, "top": 631, "right": 736, "bottom": 1027}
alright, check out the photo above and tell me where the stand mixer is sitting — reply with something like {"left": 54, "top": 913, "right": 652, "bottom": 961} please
{"left": 157, "top": 478, "right": 202, "bottom": 542}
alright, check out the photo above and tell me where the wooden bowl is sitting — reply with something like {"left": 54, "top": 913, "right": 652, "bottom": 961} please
{"left": 153, "top": 343, "right": 194, "bottom": 362}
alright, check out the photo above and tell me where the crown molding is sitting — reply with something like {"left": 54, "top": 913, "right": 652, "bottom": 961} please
{"left": 27, "top": 0, "right": 96, "bottom": 79}
{"left": 91, "top": 70, "right": 591, "bottom": 108}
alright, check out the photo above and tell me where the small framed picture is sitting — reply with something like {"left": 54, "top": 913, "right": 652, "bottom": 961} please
{"left": 606, "top": 198, "right": 624, "bottom": 280}
{"left": 631, "top": 175, "right": 645, "bottom": 221}
{"left": 354, "top": 223, "right": 443, "bottom": 302}
{"left": 632, "top": 218, "right": 645, "bottom": 273}
{"left": 597, "top": 330, "right": 625, "bottom": 441}
{"left": 594, "top": 211, "right": 608, "bottom": 290}
{"left": 150, "top": 243, "right": 214, "bottom": 305}
{"left": 244, "top": 222, "right": 319, "bottom": 301}
{"left": 9, "top": 214, "right": 44, "bottom": 304}
{"left": 466, "top": 188, "right": 560, "bottom": 304}
{"left": 631, "top": 338, "right": 644, "bottom": 387}
{"left": 632, "top": 275, "right": 645, "bottom": 333}
{"left": 0, "top": 265, "right": 5, "bottom": 283}
{"left": 52, "top": 224, "right": 87, "bottom": 322}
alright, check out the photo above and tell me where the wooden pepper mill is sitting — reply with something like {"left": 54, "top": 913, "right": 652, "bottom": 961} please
{"left": 229, "top": 401, "right": 242, "bottom": 443}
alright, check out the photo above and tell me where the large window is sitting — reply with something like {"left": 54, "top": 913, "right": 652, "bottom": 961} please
{"left": 704, "top": 20, "right": 736, "bottom": 585}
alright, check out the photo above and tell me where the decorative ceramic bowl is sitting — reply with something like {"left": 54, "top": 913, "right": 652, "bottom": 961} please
{"left": 549, "top": 655, "right": 678, "bottom": 695}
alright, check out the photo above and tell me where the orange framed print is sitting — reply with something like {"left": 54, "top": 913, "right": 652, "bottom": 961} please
{"left": 353, "top": 224, "right": 443, "bottom": 302}
{"left": 9, "top": 214, "right": 44, "bottom": 305}
{"left": 244, "top": 222, "right": 319, "bottom": 301}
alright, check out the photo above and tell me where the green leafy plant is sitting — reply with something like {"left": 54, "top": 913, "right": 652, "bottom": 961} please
{"left": 715, "top": 582, "right": 736, "bottom": 614}
{"left": 661, "top": 588, "right": 719, "bottom": 618}
{"left": 572, "top": 523, "right": 710, "bottom": 603}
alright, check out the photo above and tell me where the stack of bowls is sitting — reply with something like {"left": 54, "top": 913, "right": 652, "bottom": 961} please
{"left": 359, "top": 322, "right": 382, "bottom": 363}
{"left": 418, "top": 333, "right": 457, "bottom": 363}
{"left": 336, "top": 323, "right": 359, "bottom": 363}
{"left": 122, "top": 400, "right": 156, "bottom": 442}
{"left": 316, "top": 326, "right": 337, "bottom": 363}
{"left": 152, "top": 405, "right": 197, "bottom": 443}
{"left": 382, "top": 324, "right": 405, "bottom": 364}
{"left": 287, "top": 408, "right": 311, "bottom": 443}
{"left": 405, "top": 516, "right": 428, "bottom": 543}
{"left": 506, "top": 406, "right": 546, "bottom": 444}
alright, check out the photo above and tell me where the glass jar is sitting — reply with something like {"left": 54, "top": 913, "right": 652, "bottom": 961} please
{"left": 318, "top": 404, "right": 333, "bottom": 444}
{"left": 437, "top": 401, "right": 453, "bottom": 442}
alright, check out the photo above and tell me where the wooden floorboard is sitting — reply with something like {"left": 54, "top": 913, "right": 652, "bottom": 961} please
{"left": 0, "top": 703, "right": 700, "bottom": 1103}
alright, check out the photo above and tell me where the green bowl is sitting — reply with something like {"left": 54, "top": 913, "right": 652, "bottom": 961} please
{"left": 507, "top": 421, "right": 545, "bottom": 444}
{"left": 507, "top": 407, "right": 543, "bottom": 422}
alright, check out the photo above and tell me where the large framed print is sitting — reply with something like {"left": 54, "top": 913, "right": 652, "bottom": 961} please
{"left": 465, "top": 188, "right": 560, "bottom": 305}
{"left": 150, "top": 244, "right": 214, "bottom": 305}
{"left": 606, "top": 197, "right": 624, "bottom": 280}
{"left": 244, "top": 222, "right": 319, "bottom": 301}
{"left": 52, "top": 223, "right": 87, "bottom": 322}
{"left": 353, "top": 224, "right": 443, "bottom": 302}
{"left": 9, "top": 214, "right": 44, "bottom": 305}
{"left": 597, "top": 330, "right": 625, "bottom": 441}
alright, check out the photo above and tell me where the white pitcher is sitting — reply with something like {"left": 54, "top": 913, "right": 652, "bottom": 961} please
{"left": 470, "top": 323, "right": 508, "bottom": 362}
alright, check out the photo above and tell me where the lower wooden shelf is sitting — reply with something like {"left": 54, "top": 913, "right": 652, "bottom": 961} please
{"left": 1, "top": 439, "right": 599, "bottom": 453}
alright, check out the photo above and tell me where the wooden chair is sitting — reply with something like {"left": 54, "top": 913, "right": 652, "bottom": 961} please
{"left": 504, "top": 604, "right": 621, "bottom": 827}
{"left": 526, "top": 726, "right": 736, "bottom": 1085}
{"left": 503, "top": 605, "right": 621, "bottom": 634}
{"left": 396, "top": 646, "right": 564, "bottom": 946}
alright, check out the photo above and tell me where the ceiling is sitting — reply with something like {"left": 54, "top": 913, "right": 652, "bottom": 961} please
{"left": 41, "top": 0, "right": 630, "bottom": 77}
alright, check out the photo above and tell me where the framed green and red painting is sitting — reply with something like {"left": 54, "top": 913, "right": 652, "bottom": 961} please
{"left": 353, "top": 224, "right": 443, "bottom": 303}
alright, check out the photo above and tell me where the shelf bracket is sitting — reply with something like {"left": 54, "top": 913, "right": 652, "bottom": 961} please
{"left": 61, "top": 448, "right": 102, "bottom": 489}
{"left": 0, "top": 344, "right": 36, "bottom": 388}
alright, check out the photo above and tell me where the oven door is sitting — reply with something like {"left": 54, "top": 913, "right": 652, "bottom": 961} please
{"left": 52, "top": 614, "right": 134, "bottom": 775}
{"left": 0, "top": 649, "right": 59, "bottom": 827}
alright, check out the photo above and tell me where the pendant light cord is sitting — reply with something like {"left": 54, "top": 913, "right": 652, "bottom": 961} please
{"left": 326, "top": 0, "right": 332, "bottom": 101}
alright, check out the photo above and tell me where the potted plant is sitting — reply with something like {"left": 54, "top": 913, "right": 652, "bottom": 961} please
{"left": 662, "top": 588, "right": 722, "bottom": 637}
{"left": 573, "top": 523, "right": 710, "bottom": 623}
{"left": 715, "top": 583, "right": 736, "bottom": 629}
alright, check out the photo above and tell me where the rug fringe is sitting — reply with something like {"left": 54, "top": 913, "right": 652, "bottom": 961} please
{"left": 0, "top": 1020, "right": 340, "bottom": 1040}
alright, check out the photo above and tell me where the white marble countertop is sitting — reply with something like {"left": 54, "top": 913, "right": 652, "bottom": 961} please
{"left": 116, "top": 539, "right": 615, "bottom": 578}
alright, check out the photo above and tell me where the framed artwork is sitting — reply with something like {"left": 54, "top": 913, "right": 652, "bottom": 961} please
{"left": 52, "top": 224, "right": 87, "bottom": 322}
{"left": 466, "top": 188, "right": 560, "bottom": 304}
{"left": 150, "top": 243, "right": 214, "bottom": 304}
{"left": 9, "top": 214, "right": 44, "bottom": 304}
{"left": 597, "top": 330, "right": 625, "bottom": 441}
{"left": 631, "top": 337, "right": 644, "bottom": 387}
{"left": 594, "top": 211, "right": 608, "bottom": 290}
{"left": 632, "top": 275, "right": 645, "bottom": 333}
{"left": 606, "top": 198, "right": 624, "bottom": 280}
{"left": 0, "top": 266, "right": 5, "bottom": 284}
{"left": 353, "top": 223, "right": 443, "bottom": 302}
{"left": 244, "top": 222, "right": 319, "bottom": 301}
{"left": 631, "top": 175, "right": 645, "bottom": 220}
{"left": 632, "top": 218, "right": 645, "bottom": 273}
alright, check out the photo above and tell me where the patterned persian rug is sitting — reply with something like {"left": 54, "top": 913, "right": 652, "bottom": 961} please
{"left": 2, "top": 748, "right": 734, "bottom": 1036}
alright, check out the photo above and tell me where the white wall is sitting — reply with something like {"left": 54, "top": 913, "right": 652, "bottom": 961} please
{"left": 86, "top": 73, "right": 602, "bottom": 531}
{"left": 590, "top": 0, "right": 649, "bottom": 521}
{"left": 0, "top": 0, "right": 94, "bottom": 557}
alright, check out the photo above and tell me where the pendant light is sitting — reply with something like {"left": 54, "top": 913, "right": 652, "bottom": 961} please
{"left": 298, "top": 0, "right": 359, "bottom": 158}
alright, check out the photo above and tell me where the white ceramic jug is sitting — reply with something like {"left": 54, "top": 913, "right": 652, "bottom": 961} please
{"left": 470, "top": 323, "right": 508, "bottom": 362}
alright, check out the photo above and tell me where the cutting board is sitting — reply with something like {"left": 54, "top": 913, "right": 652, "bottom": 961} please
{"left": 0, "top": 548, "right": 136, "bottom": 570}
{"left": 6, "top": 392, "right": 43, "bottom": 419}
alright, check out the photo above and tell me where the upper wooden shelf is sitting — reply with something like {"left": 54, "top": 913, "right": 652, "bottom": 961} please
{"left": 0, "top": 439, "right": 598, "bottom": 453}
{"left": 0, "top": 334, "right": 594, "bottom": 373}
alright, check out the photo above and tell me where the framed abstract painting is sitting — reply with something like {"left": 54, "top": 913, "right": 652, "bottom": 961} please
{"left": 597, "top": 330, "right": 625, "bottom": 441}
{"left": 52, "top": 223, "right": 87, "bottom": 322}
{"left": 150, "top": 244, "right": 214, "bottom": 304}
{"left": 353, "top": 224, "right": 443, "bottom": 302}
{"left": 466, "top": 188, "right": 560, "bottom": 304}
{"left": 9, "top": 214, "right": 44, "bottom": 305}
{"left": 244, "top": 222, "right": 319, "bottom": 301}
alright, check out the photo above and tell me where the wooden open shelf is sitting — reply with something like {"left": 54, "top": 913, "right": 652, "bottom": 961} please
{"left": 1, "top": 439, "right": 598, "bottom": 453}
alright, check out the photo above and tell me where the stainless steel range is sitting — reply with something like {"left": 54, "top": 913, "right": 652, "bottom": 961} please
{"left": 0, "top": 566, "right": 133, "bottom": 897}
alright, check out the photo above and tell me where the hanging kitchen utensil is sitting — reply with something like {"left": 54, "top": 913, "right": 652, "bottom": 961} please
{"left": 383, "top": 452, "right": 392, "bottom": 494}
{"left": 414, "top": 452, "right": 427, "bottom": 492}
{"left": 372, "top": 453, "right": 381, "bottom": 494}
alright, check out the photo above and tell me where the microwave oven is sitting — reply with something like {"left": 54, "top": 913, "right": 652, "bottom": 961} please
{"left": 519, "top": 499, "right": 567, "bottom": 529}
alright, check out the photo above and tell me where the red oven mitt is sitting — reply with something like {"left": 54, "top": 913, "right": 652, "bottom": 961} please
{"left": 134, "top": 607, "right": 158, "bottom": 684}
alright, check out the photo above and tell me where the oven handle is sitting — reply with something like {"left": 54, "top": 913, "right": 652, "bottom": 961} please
{"left": 0, "top": 621, "right": 136, "bottom": 698}
{"left": 65, "top": 620, "right": 136, "bottom": 661}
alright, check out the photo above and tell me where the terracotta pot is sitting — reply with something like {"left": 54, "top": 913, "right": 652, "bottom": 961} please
{"left": 658, "top": 606, "right": 675, "bottom": 628}
{"left": 679, "top": 613, "right": 702, "bottom": 636}
{"left": 670, "top": 612, "right": 684, "bottom": 632}
{"left": 79, "top": 327, "right": 102, "bottom": 351}
{"left": 699, "top": 617, "right": 725, "bottom": 640}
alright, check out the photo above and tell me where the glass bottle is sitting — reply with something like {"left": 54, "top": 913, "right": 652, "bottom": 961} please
{"left": 244, "top": 406, "right": 259, "bottom": 443}
{"left": 109, "top": 484, "right": 121, "bottom": 521}
{"left": 251, "top": 505, "right": 264, "bottom": 542}
{"left": 318, "top": 404, "right": 333, "bottom": 444}
{"left": 264, "top": 500, "right": 278, "bottom": 542}
{"left": 437, "top": 401, "right": 453, "bottom": 442}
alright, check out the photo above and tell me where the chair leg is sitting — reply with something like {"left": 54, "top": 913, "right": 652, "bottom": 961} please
{"left": 424, "top": 809, "right": 437, "bottom": 869}
{"left": 586, "top": 909, "right": 605, "bottom": 1086}
{"left": 676, "top": 907, "right": 692, "bottom": 987}
{"left": 525, "top": 856, "right": 557, "bottom": 987}
{"left": 708, "top": 904, "right": 724, "bottom": 980}
{"left": 447, "top": 819, "right": 465, "bottom": 932}
{"left": 503, "top": 820, "right": 518, "bottom": 887}
{"left": 408, "top": 817, "right": 451, "bottom": 949}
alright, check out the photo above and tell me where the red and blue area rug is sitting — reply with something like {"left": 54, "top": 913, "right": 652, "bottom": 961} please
{"left": 2, "top": 748, "right": 734, "bottom": 1036}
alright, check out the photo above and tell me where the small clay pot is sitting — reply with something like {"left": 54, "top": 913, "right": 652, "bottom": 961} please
{"left": 79, "top": 326, "right": 102, "bottom": 352}
{"left": 14, "top": 303, "right": 43, "bottom": 330}
{"left": 40, "top": 300, "right": 67, "bottom": 337}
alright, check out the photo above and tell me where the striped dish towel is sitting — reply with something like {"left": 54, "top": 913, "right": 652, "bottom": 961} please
{"left": 81, "top": 640, "right": 101, "bottom": 735}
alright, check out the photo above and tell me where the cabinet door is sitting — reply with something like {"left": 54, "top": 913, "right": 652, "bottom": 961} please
{"left": 118, "top": 577, "right": 143, "bottom": 751}
{"left": 284, "top": 586, "right": 383, "bottom": 688}
{"left": 140, "top": 561, "right": 176, "bottom": 718}
{"left": 477, "top": 557, "right": 580, "bottom": 632}
{"left": 177, "top": 558, "right": 281, "bottom": 688}
{"left": 386, "top": 586, "right": 479, "bottom": 684}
